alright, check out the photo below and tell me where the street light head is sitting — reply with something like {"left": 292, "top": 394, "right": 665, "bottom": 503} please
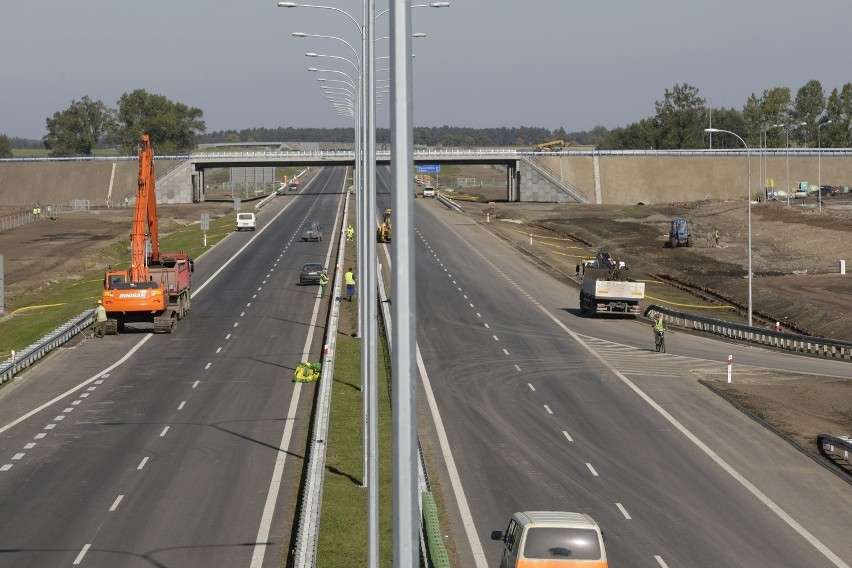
{"left": 704, "top": 128, "right": 721, "bottom": 133}
{"left": 430, "top": 2, "right": 450, "bottom": 6}
{"left": 412, "top": 32, "right": 427, "bottom": 38}
{"left": 292, "top": 32, "right": 307, "bottom": 37}
{"left": 277, "top": 2, "right": 297, "bottom": 7}
{"left": 306, "top": 52, "right": 318, "bottom": 57}
{"left": 307, "top": 67, "right": 319, "bottom": 72}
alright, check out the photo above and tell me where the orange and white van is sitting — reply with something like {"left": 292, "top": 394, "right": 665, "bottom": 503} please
{"left": 493, "top": 511, "right": 608, "bottom": 568}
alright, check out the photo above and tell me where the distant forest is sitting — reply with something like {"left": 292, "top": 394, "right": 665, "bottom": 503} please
{"left": 197, "top": 126, "right": 607, "bottom": 148}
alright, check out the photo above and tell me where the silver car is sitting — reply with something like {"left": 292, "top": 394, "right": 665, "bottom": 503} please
{"left": 301, "top": 221, "right": 323, "bottom": 241}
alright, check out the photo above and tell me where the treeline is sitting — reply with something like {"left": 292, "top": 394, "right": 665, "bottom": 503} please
{"left": 6, "top": 80, "right": 851, "bottom": 157}
{"left": 198, "top": 126, "right": 608, "bottom": 148}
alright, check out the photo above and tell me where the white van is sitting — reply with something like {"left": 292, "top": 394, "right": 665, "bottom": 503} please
{"left": 236, "top": 212, "right": 256, "bottom": 231}
{"left": 422, "top": 185, "right": 436, "bottom": 198}
{"left": 493, "top": 511, "right": 608, "bottom": 568}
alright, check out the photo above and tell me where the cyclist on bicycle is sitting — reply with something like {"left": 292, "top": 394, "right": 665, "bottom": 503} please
{"left": 653, "top": 313, "right": 666, "bottom": 349}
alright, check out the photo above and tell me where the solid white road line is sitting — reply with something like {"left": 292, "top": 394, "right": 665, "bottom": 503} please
{"left": 538, "top": 303, "right": 851, "bottom": 568}
{"left": 417, "top": 345, "right": 488, "bottom": 568}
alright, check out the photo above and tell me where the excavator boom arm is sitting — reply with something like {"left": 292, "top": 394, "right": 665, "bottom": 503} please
{"left": 130, "top": 135, "right": 160, "bottom": 282}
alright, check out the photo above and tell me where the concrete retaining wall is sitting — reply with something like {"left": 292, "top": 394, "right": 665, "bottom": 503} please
{"left": 533, "top": 154, "right": 852, "bottom": 205}
{"left": 0, "top": 159, "right": 189, "bottom": 207}
{"left": 3, "top": 154, "right": 851, "bottom": 207}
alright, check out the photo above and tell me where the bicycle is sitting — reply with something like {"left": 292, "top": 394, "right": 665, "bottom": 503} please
{"left": 654, "top": 329, "right": 666, "bottom": 353}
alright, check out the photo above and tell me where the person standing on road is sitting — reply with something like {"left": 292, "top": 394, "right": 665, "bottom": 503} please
{"left": 346, "top": 225, "right": 354, "bottom": 242}
{"left": 714, "top": 229, "right": 720, "bottom": 247}
{"left": 94, "top": 300, "right": 107, "bottom": 338}
{"left": 344, "top": 267, "right": 356, "bottom": 302}
{"left": 319, "top": 270, "right": 329, "bottom": 297}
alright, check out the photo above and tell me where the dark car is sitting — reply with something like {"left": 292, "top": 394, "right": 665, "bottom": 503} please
{"left": 817, "top": 185, "right": 837, "bottom": 197}
{"left": 299, "top": 263, "right": 324, "bottom": 285}
{"left": 301, "top": 221, "right": 323, "bottom": 241}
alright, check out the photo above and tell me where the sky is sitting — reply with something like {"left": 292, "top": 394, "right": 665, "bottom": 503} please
{"left": 2, "top": 0, "right": 851, "bottom": 140}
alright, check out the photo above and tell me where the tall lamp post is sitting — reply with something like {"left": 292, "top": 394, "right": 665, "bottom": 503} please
{"left": 705, "top": 128, "right": 753, "bottom": 327}
{"left": 772, "top": 122, "right": 806, "bottom": 206}
{"left": 817, "top": 120, "right": 833, "bottom": 213}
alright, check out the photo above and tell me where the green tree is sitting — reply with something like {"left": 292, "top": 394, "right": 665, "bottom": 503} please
{"left": 741, "top": 88, "right": 792, "bottom": 147}
{"left": 0, "top": 133, "right": 12, "bottom": 158}
{"left": 792, "top": 80, "right": 825, "bottom": 146}
{"left": 599, "top": 118, "right": 657, "bottom": 150}
{"left": 115, "top": 89, "right": 205, "bottom": 154}
{"left": 655, "top": 83, "right": 706, "bottom": 149}
{"left": 42, "top": 96, "right": 114, "bottom": 156}
{"left": 824, "top": 83, "right": 852, "bottom": 147}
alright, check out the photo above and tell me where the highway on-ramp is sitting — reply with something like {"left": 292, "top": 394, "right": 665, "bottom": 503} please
{"left": 408, "top": 198, "right": 852, "bottom": 568}
{"left": 0, "top": 166, "right": 347, "bottom": 568}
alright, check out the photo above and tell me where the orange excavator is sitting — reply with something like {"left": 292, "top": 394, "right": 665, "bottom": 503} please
{"left": 101, "top": 134, "right": 193, "bottom": 333}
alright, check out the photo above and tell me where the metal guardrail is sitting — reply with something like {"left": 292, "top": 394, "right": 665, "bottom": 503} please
{"left": 818, "top": 434, "right": 852, "bottom": 475}
{"left": 644, "top": 305, "right": 852, "bottom": 361}
{"left": 0, "top": 310, "right": 95, "bottom": 383}
{"left": 292, "top": 189, "right": 351, "bottom": 567}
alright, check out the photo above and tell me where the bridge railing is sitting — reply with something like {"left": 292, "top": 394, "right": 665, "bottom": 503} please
{"left": 644, "top": 305, "right": 852, "bottom": 361}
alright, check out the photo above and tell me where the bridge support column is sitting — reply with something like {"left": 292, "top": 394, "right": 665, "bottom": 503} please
{"left": 193, "top": 169, "right": 205, "bottom": 203}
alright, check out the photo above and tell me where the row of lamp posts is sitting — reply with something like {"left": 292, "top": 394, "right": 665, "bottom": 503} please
{"left": 279, "top": 3, "right": 448, "bottom": 567}
{"left": 707, "top": 118, "right": 836, "bottom": 331}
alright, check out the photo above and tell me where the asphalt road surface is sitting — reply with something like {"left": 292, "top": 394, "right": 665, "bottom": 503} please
{"left": 0, "top": 167, "right": 347, "bottom": 568}
{"left": 407, "top": 196, "right": 852, "bottom": 568}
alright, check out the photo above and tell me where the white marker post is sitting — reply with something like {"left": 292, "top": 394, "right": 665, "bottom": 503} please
{"left": 727, "top": 355, "right": 733, "bottom": 383}
{"left": 530, "top": 233, "right": 533, "bottom": 245}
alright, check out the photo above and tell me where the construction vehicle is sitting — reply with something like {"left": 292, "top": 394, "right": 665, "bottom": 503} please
{"left": 376, "top": 208, "right": 392, "bottom": 242}
{"left": 579, "top": 252, "right": 645, "bottom": 316}
{"left": 101, "top": 135, "right": 194, "bottom": 334}
{"left": 665, "top": 217, "right": 694, "bottom": 248}
{"left": 532, "top": 139, "right": 565, "bottom": 152}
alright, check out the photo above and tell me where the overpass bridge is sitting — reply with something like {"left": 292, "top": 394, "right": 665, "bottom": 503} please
{"left": 187, "top": 148, "right": 589, "bottom": 204}
{"left": 4, "top": 148, "right": 851, "bottom": 207}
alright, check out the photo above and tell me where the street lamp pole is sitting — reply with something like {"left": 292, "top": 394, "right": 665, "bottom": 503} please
{"left": 817, "top": 120, "right": 833, "bottom": 213}
{"left": 706, "top": 128, "right": 753, "bottom": 327}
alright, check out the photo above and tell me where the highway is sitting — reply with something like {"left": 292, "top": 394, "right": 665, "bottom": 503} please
{"left": 405, "top": 194, "right": 852, "bottom": 568}
{"left": 0, "top": 167, "right": 347, "bottom": 567}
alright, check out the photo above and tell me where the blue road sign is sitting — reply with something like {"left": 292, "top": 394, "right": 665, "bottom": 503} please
{"left": 417, "top": 164, "right": 441, "bottom": 173}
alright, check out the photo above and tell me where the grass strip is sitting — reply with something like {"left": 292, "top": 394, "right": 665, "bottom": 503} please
{"left": 314, "top": 330, "right": 393, "bottom": 566}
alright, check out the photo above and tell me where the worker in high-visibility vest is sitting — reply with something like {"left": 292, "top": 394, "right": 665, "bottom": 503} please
{"left": 344, "top": 268, "right": 356, "bottom": 302}
{"left": 346, "top": 225, "right": 354, "bottom": 242}
{"left": 319, "top": 270, "right": 329, "bottom": 297}
{"left": 94, "top": 300, "right": 108, "bottom": 338}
